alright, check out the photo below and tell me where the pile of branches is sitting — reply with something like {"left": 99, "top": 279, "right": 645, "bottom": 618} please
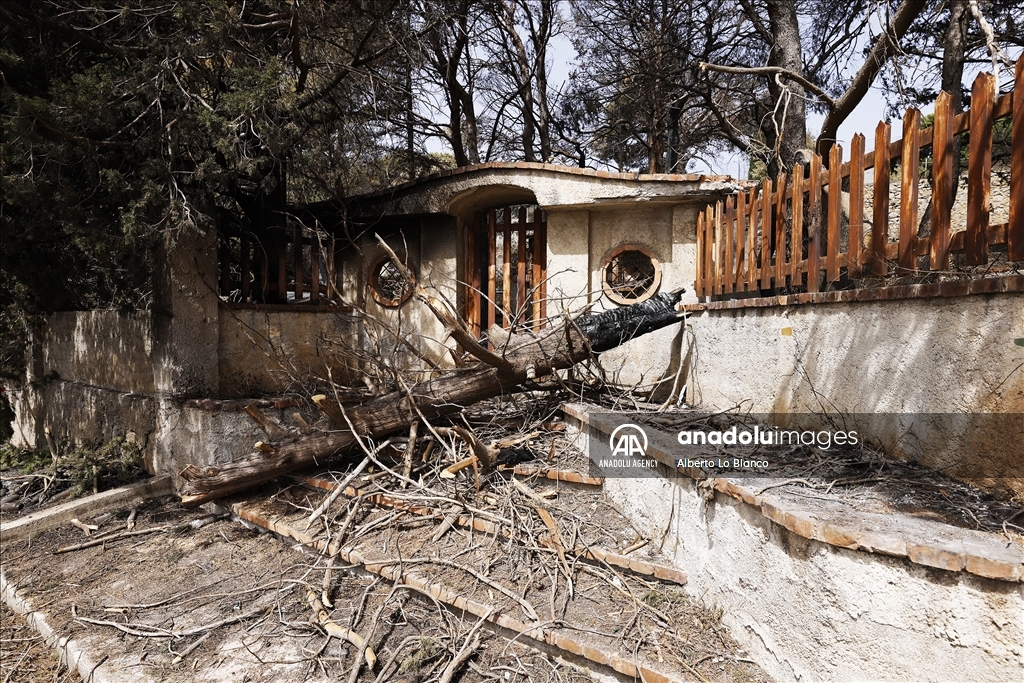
{"left": 180, "top": 239, "right": 687, "bottom": 506}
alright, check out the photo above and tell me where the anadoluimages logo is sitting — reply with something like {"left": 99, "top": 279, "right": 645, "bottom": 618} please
{"left": 609, "top": 423, "right": 648, "bottom": 458}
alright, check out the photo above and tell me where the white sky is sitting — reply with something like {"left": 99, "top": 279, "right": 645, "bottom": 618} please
{"left": 435, "top": 14, "right": 1021, "bottom": 180}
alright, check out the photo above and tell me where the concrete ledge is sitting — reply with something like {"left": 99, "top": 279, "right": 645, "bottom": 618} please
{"left": 564, "top": 404, "right": 1024, "bottom": 682}
{"left": 564, "top": 404, "right": 1024, "bottom": 582}
{"left": 0, "top": 475, "right": 174, "bottom": 542}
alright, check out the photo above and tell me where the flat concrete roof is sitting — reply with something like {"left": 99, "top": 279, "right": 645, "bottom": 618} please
{"left": 298, "top": 162, "right": 743, "bottom": 222}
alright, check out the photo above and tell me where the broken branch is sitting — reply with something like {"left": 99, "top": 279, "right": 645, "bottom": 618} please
{"left": 180, "top": 291, "right": 685, "bottom": 506}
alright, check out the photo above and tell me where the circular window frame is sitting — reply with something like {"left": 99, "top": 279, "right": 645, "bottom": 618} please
{"left": 368, "top": 255, "right": 415, "bottom": 308}
{"left": 601, "top": 243, "right": 662, "bottom": 305}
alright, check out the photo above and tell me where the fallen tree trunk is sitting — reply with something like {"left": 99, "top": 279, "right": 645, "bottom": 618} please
{"left": 179, "top": 290, "right": 685, "bottom": 507}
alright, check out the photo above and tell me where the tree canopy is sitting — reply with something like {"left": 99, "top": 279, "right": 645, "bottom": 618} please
{"left": 2, "top": 0, "right": 1021, "bottom": 375}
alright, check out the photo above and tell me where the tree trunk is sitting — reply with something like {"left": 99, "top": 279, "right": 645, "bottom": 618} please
{"left": 942, "top": 0, "right": 968, "bottom": 202}
{"left": 179, "top": 291, "right": 686, "bottom": 507}
{"left": 764, "top": 0, "right": 806, "bottom": 179}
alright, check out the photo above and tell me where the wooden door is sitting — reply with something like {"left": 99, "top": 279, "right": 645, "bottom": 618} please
{"left": 465, "top": 205, "right": 546, "bottom": 338}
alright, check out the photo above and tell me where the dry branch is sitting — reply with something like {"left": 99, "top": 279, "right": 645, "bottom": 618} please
{"left": 305, "top": 589, "right": 377, "bottom": 667}
{"left": 56, "top": 525, "right": 173, "bottom": 553}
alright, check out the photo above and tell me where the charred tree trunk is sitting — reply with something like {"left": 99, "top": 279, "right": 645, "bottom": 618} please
{"left": 179, "top": 291, "right": 685, "bottom": 507}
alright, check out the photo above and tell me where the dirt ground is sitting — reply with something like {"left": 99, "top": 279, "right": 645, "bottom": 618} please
{"left": 0, "top": 602, "right": 79, "bottom": 683}
{"left": 0, "top": 408, "right": 768, "bottom": 683}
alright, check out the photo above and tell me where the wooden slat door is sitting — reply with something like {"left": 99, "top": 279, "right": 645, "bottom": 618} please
{"left": 466, "top": 206, "right": 547, "bottom": 338}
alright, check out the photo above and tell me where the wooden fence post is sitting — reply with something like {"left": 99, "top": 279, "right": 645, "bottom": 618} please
{"left": 1009, "top": 56, "right": 1024, "bottom": 261}
{"left": 870, "top": 121, "right": 891, "bottom": 276}
{"left": 930, "top": 91, "right": 953, "bottom": 271}
{"left": 966, "top": 72, "right": 994, "bottom": 265}
{"left": 849, "top": 134, "right": 865, "bottom": 278}
{"left": 724, "top": 195, "right": 735, "bottom": 295}
{"left": 827, "top": 145, "right": 843, "bottom": 283}
{"left": 734, "top": 189, "right": 747, "bottom": 290}
{"left": 899, "top": 108, "right": 921, "bottom": 271}
{"left": 774, "top": 173, "right": 788, "bottom": 288}
{"left": 807, "top": 155, "right": 822, "bottom": 293}
{"left": 759, "top": 178, "right": 772, "bottom": 290}
{"left": 695, "top": 212, "right": 704, "bottom": 297}
{"left": 790, "top": 164, "right": 805, "bottom": 288}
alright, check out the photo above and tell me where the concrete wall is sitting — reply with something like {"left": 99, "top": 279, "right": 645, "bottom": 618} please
{"left": 598, "top": 471, "right": 1023, "bottom": 683}
{"left": 218, "top": 307, "right": 360, "bottom": 396}
{"left": 39, "top": 311, "right": 155, "bottom": 393}
{"left": 158, "top": 404, "right": 300, "bottom": 474}
{"left": 334, "top": 219, "right": 459, "bottom": 375}
{"left": 8, "top": 311, "right": 158, "bottom": 468}
{"left": 687, "top": 293, "right": 1024, "bottom": 494}
{"left": 553, "top": 203, "right": 700, "bottom": 394}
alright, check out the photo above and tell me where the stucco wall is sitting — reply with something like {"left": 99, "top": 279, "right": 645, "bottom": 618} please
{"left": 218, "top": 307, "right": 360, "bottom": 396}
{"left": 8, "top": 311, "right": 158, "bottom": 467}
{"left": 544, "top": 210, "right": 591, "bottom": 315}
{"left": 156, "top": 403, "right": 298, "bottom": 481}
{"left": 38, "top": 311, "right": 154, "bottom": 393}
{"left": 597, "top": 471, "right": 1023, "bottom": 683}
{"left": 333, "top": 219, "right": 459, "bottom": 375}
{"left": 581, "top": 204, "right": 700, "bottom": 393}
{"left": 687, "top": 293, "right": 1024, "bottom": 493}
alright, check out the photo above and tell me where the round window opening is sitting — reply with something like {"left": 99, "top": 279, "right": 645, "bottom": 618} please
{"left": 602, "top": 244, "right": 661, "bottom": 305}
{"left": 369, "top": 256, "right": 414, "bottom": 307}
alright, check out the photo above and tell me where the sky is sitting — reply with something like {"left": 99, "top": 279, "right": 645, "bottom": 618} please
{"left": 537, "top": 10, "right": 1022, "bottom": 179}
{"left": 425, "top": 10, "right": 1022, "bottom": 180}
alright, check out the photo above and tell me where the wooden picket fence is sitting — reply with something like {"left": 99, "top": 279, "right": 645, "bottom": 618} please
{"left": 695, "top": 57, "right": 1023, "bottom": 299}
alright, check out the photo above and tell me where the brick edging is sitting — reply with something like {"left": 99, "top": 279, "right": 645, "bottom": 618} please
{"left": 685, "top": 274, "right": 1024, "bottom": 312}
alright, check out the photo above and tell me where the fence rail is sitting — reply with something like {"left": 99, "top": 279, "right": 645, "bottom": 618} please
{"left": 695, "top": 57, "right": 1023, "bottom": 300}
{"left": 218, "top": 225, "right": 343, "bottom": 305}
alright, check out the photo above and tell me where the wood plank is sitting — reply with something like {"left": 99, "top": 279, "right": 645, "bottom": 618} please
{"left": 774, "top": 172, "right": 788, "bottom": 287}
{"left": 967, "top": 71, "right": 994, "bottom": 265}
{"left": 536, "top": 213, "right": 547, "bottom": 328}
{"left": 848, "top": 134, "right": 865, "bottom": 278}
{"left": 531, "top": 217, "right": 542, "bottom": 329}
{"left": 310, "top": 237, "right": 320, "bottom": 300}
{"left": 790, "top": 165, "right": 805, "bottom": 287}
{"left": 708, "top": 204, "right": 716, "bottom": 296}
{"left": 899, "top": 108, "right": 921, "bottom": 271}
{"left": 930, "top": 91, "right": 953, "bottom": 271}
{"left": 949, "top": 222, "right": 1009, "bottom": 252}
{"left": 827, "top": 145, "right": 843, "bottom": 283}
{"left": 807, "top": 155, "right": 822, "bottom": 293}
{"left": 724, "top": 195, "right": 735, "bottom": 294}
{"left": 241, "top": 234, "right": 251, "bottom": 301}
{"left": 517, "top": 207, "right": 527, "bottom": 323}
{"left": 219, "top": 236, "right": 231, "bottom": 296}
{"left": 487, "top": 209, "right": 497, "bottom": 331}
{"left": 716, "top": 198, "right": 724, "bottom": 292}
{"left": 502, "top": 206, "right": 512, "bottom": 326}
{"left": 760, "top": 178, "right": 772, "bottom": 290}
{"left": 465, "top": 214, "right": 479, "bottom": 336}
{"left": 734, "top": 189, "right": 747, "bottom": 290}
{"left": 747, "top": 187, "right": 758, "bottom": 291}
{"left": 1010, "top": 56, "right": 1024, "bottom": 261}
{"left": 695, "top": 213, "right": 705, "bottom": 297}
{"left": 294, "top": 226, "right": 304, "bottom": 301}
{"left": 871, "top": 121, "right": 891, "bottom": 276}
